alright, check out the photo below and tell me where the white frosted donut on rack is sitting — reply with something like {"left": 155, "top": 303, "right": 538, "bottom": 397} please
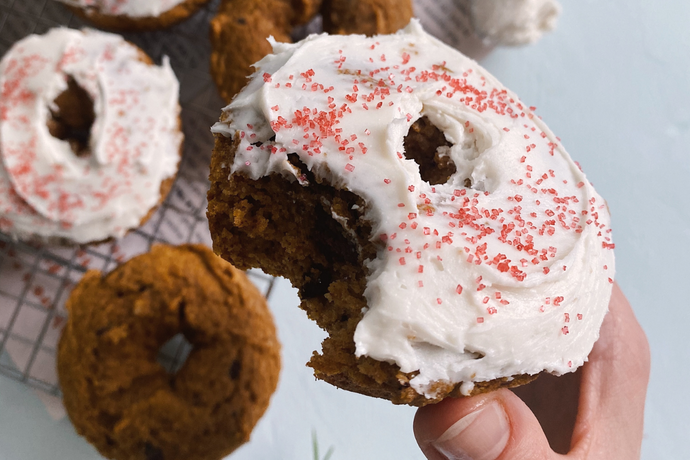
{"left": 56, "top": 0, "right": 187, "bottom": 18}
{"left": 212, "top": 20, "right": 616, "bottom": 398}
{"left": 0, "top": 28, "right": 182, "bottom": 244}
{"left": 470, "top": 0, "right": 562, "bottom": 46}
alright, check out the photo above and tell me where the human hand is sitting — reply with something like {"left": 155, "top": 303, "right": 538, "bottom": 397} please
{"left": 413, "top": 283, "right": 650, "bottom": 460}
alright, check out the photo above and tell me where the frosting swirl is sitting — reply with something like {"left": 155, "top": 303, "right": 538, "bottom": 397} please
{"left": 0, "top": 28, "right": 181, "bottom": 243}
{"left": 212, "top": 21, "right": 615, "bottom": 397}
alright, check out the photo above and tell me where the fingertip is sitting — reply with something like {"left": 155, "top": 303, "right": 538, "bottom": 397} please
{"left": 414, "top": 394, "right": 489, "bottom": 445}
{"left": 414, "top": 389, "right": 554, "bottom": 460}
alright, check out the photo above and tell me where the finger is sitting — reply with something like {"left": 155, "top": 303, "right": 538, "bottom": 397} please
{"left": 570, "top": 283, "right": 650, "bottom": 458}
{"left": 414, "top": 389, "right": 560, "bottom": 460}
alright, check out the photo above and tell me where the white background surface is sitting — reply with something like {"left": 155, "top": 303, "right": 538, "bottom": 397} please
{"left": 0, "top": 0, "right": 688, "bottom": 459}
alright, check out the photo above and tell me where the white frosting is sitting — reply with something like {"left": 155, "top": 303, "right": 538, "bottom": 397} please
{"left": 212, "top": 21, "right": 615, "bottom": 398}
{"left": 56, "top": 0, "right": 187, "bottom": 18}
{"left": 0, "top": 28, "right": 182, "bottom": 243}
{"left": 471, "top": 0, "right": 561, "bottom": 46}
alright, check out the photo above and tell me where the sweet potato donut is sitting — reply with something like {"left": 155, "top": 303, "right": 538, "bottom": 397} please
{"left": 207, "top": 22, "right": 616, "bottom": 406}
{"left": 209, "top": 0, "right": 413, "bottom": 102}
{"left": 57, "top": 244, "right": 281, "bottom": 460}
{"left": 56, "top": 0, "right": 213, "bottom": 32}
{"left": 0, "top": 28, "right": 182, "bottom": 245}
{"left": 321, "top": 0, "right": 415, "bottom": 36}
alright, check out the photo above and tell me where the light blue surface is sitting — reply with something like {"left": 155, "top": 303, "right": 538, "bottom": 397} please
{"left": 0, "top": 1, "right": 687, "bottom": 458}
{"left": 228, "top": 280, "right": 420, "bottom": 460}
{"left": 0, "top": 377, "right": 98, "bottom": 460}
{"left": 481, "top": 1, "right": 689, "bottom": 459}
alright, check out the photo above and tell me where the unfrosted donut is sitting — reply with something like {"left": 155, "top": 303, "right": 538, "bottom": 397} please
{"left": 0, "top": 28, "right": 182, "bottom": 245}
{"left": 56, "top": 0, "right": 212, "bottom": 32}
{"left": 58, "top": 244, "right": 281, "bottom": 460}
{"left": 209, "top": 0, "right": 413, "bottom": 102}
{"left": 207, "top": 21, "right": 615, "bottom": 405}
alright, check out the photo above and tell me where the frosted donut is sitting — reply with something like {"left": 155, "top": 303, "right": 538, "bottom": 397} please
{"left": 470, "top": 0, "right": 561, "bottom": 46}
{"left": 207, "top": 21, "right": 615, "bottom": 405}
{"left": 56, "top": 0, "right": 212, "bottom": 32}
{"left": 0, "top": 28, "right": 182, "bottom": 245}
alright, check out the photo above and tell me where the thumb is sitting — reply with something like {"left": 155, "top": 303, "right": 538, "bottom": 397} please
{"left": 414, "top": 389, "right": 558, "bottom": 460}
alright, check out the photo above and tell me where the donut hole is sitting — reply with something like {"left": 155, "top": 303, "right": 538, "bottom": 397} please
{"left": 47, "top": 76, "right": 95, "bottom": 157}
{"left": 403, "top": 116, "right": 458, "bottom": 185}
{"left": 156, "top": 333, "right": 193, "bottom": 375}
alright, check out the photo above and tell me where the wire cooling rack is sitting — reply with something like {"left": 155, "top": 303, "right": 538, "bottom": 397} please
{"left": 0, "top": 0, "right": 277, "bottom": 396}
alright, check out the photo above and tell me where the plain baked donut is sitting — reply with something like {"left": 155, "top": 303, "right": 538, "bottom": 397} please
{"left": 0, "top": 28, "right": 182, "bottom": 245}
{"left": 57, "top": 244, "right": 281, "bottom": 460}
{"left": 207, "top": 21, "right": 615, "bottom": 406}
{"left": 209, "top": 0, "right": 413, "bottom": 102}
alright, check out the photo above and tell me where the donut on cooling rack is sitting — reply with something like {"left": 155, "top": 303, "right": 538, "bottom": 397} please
{"left": 207, "top": 21, "right": 616, "bottom": 406}
{"left": 210, "top": 0, "right": 414, "bottom": 102}
{"left": 469, "top": 0, "right": 562, "bottom": 46}
{"left": 0, "top": 28, "right": 182, "bottom": 245}
{"left": 55, "top": 0, "right": 212, "bottom": 32}
{"left": 58, "top": 244, "right": 281, "bottom": 460}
